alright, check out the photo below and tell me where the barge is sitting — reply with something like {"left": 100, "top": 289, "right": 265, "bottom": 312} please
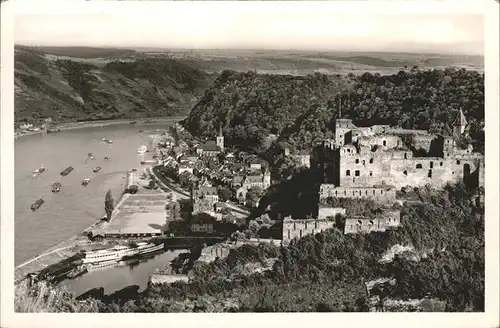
{"left": 60, "top": 166, "right": 74, "bottom": 176}
{"left": 93, "top": 166, "right": 102, "bottom": 173}
{"left": 30, "top": 198, "right": 44, "bottom": 211}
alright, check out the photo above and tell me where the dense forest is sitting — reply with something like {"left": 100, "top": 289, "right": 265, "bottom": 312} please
{"left": 16, "top": 182, "right": 484, "bottom": 313}
{"left": 183, "top": 68, "right": 484, "bottom": 154}
{"left": 14, "top": 47, "right": 213, "bottom": 126}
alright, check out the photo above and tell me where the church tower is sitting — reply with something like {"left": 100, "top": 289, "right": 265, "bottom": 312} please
{"left": 452, "top": 109, "right": 467, "bottom": 141}
{"left": 216, "top": 126, "right": 224, "bottom": 152}
{"left": 263, "top": 167, "right": 271, "bottom": 189}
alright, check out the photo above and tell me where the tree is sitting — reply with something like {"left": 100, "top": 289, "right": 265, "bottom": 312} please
{"left": 246, "top": 186, "right": 263, "bottom": 207}
{"left": 217, "top": 186, "right": 232, "bottom": 202}
{"left": 105, "top": 190, "right": 114, "bottom": 221}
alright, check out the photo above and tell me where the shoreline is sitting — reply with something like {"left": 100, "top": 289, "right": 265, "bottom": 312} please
{"left": 14, "top": 165, "right": 156, "bottom": 283}
{"left": 14, "top": 191, "right": 128, "bottom": 283}
{"left": 15, "top": 116, "right": 186, "bottom": 140}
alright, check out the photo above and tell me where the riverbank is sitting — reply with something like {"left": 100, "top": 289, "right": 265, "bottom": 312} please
{"left": 14, "top": 183, "right": 132, "bottom": 282}
{"left": 14, "top": 116, "right": 186, "bottom": 140}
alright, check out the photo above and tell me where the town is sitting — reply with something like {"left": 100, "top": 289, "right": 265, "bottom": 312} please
{"left": 84, "top": 108, "right": 484, "bottom": 253}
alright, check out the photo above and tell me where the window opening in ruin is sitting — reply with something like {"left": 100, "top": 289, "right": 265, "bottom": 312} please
{"left": 452, "top": 172, "right": 455, "bottom": 175}
{"left": 357, "top": 220, "right": 362, "bottom": 225}
{"left": 457, "top": 160, "right": 461, "bottom": 165}
{"left": 428, "top": 170, "right": 432, "bottom": 178}
{"left": 365, "top": 190, "right": 368, "bottom": 195}
{"left": 363, "top": 160, "right": 366, "bottom": 165}
{"left": 369, "top": 220, "right": 374, "bottom": 225}
{"left": 373, "top": 190, "right": 375, "bottom": 195}
{"left": 381, "top": 190, "right": 383, "bottom": 195}
{"left": 403, "top": 170, "right": 408, "bottom": 176}
{"left": 335, "top": 190, "right": 338, "bottom": 196}
{"left": 440, "top": 162, "right": 443, "bottom": 166}
{"left": 355, "top": 159, "right": 359, "bottom": 164}
{"left": 430, "top": 161, "right": 434, "bottom": 168}
{"left": 404, "top": 153, "right": 407, "bottom": 159}
{"left": 347, "top": 148, "right": 350, "bottom": 153}
{"left": 305, "top": 222, "right": 308, "bottom": 230}
{"left": 416, "top": 163, "right": 423, "bottom": 169}
{"left": 369, "top": 171, "right": 373, "bottom": 176}
{"left": 383, "top": 140, "right": 387, "bottom": 146}
{"left": 344, "top": 190, "right": 347, "bottom": 195}
{"left": 299, "top": 230, "right": 303, "bottom": 238}
{"left": 355, "top": 170, "right": 360, "bottom": 176}
{"left": 346, "top": 170, "right": 351, "bottom": 176}
{"left": 315, "top": 222, "right": 318, "bottom": 229}
{"left": 293, "top": 223, "right": 296, "bottom": 230}
{"left": 369, "top": 158, "right": 374, "bottom": 164}
{"left": 288, "top": 230, "right": 290, "bottom": 239}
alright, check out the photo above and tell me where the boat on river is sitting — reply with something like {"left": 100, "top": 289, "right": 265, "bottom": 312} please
{"left": 104, "top": 156, "right": 110, "bottom": 160}
{"left": 87, "top": 152, "right": 95, "bottom": 160}
{"left": 137, "top": 145, "right": 148, "bottom": 154}
{"left": 51, "top": 182, "right": 61, "bottom": 193}
{"left": 82, "top": 178, "right": 90, "bottom": 186}
{"left": 31, "top": 198, "right": 44, "bottom": 211}
{"left": 102, "top": 138, "right": 113, "bottom": 144}
{"left": 60, "top": 166, "right": 74, "bottom": 176}
{"left": 81, "top": 242, "right": 165, "bottom": 264}
{"left": 66, "top": 265, "right": 88, "bottom": 279}
{"left": 93, "top": 166, "right": 101, "bottom": 173}
{"left": 32, "top": 166, "right": 46, "bottom": 177}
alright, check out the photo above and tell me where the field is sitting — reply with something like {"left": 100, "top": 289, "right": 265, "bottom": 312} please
{"left": 18, "top": 45, "right": 484, "bottom": 76}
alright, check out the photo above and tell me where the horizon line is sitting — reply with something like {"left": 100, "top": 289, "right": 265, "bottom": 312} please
{"left": 15, "top": 43, "right": 484, "bottom": 57}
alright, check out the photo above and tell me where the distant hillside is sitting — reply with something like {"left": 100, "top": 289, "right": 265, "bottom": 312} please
{"left": 14, "top": 47, "right": 213, "bottom": 125}
{"left": 183, "top": 68, "right": 484, "bottom": 155}
{"left": 16, "top": 45, "right": 138, "bottom": 59}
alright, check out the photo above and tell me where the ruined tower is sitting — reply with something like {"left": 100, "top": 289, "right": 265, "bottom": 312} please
{"left": 216, "top": 126, "right": 224, "bottom": 152}
{"left": 452, "top": 109, "right": 467, "bottom": 141}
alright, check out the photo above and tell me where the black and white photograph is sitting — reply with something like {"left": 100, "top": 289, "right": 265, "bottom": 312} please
{"left": 1, "top": 0, "right": 499, "bottom": 327}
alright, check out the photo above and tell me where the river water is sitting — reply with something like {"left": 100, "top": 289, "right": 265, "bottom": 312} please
{"left": 15, "top": 121, "right": 183, "bottom": 294}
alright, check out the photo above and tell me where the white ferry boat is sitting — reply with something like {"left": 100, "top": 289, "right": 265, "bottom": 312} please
{"left": 85, "top": 260, "right": 127, "bottom": 272}
{"left": 81, "top": 242, "right": 164, "bottom": 264}
{"left": 137, "top": 145, "right": 148, "bottom": 154}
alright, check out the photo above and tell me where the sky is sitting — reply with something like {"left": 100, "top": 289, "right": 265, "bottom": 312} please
{"left": 14, "top": 2, "right": 485, "bottom": 55}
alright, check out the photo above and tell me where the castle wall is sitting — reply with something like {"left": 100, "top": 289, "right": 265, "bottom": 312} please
{"left": 357, "top": 134, "right": 402, "bottom": 149}
{"left": 339, "top": 149, "right": 392, "bottom": 187}
{"left": 411, "top": 134, "right": 436, "bottom": 154}
{"left": 389, "top": 157, "right": 480, "bottom": 189}
{"left": 344, "top": 217, "right": 397, "bottom": 234}
{"left": 282, "top": 217, "right": 336, "bottom": 246}
{"left": 319, "top": 184, "right": 396, "bottom": 205}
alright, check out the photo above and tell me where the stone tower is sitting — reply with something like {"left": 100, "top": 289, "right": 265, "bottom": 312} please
{"left": 216, "top": 126, "right": 224, "bottom": 152}
{"left": 263, "top": 167, "right": 271, "bottom": 189}
{"left": 452, "top": 109, "right": 467, "bottom": 141}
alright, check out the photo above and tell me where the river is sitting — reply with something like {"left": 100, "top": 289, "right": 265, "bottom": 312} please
{"left": 15, "top": 121, "right": 178, "bottom": 265}
{"left": 58, "top": 249, "right": 185, "bottom": 296}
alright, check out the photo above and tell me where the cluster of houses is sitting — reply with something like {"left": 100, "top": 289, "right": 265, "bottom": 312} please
{"left": 158, "top": 126, "right": 273, "bottom": 207}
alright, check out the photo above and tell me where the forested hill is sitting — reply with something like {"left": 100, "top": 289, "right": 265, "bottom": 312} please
{"left": 183, "top": 68, "right": 484, "bottom": 153}
{"left": 15, "top": 47, "right": 213, "bottom": 125}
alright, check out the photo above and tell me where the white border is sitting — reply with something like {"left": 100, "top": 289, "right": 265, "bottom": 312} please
{"left": 1, "top": 1, "right": 499, "bottom": 328}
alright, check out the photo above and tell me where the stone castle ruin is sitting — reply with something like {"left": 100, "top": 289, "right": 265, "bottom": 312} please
{"left": 320, "top": 109, "right": 484, "bottom": 204}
